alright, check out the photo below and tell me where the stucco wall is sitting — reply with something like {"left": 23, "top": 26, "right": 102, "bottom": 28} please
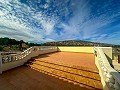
{"left": 58, "top": 47, "right": 94, "bottom": 53}
{"left": 2, "top": 52, "right": 33, "bottom": 71}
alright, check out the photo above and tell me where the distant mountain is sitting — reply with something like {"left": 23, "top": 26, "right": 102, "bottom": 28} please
{"left": 42, "top": 40, "right": 120, "bottom": 47}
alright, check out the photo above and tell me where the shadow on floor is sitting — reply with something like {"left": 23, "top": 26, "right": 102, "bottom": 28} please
{"left": 0, "top": 66, "right": 99, "bottom": 90}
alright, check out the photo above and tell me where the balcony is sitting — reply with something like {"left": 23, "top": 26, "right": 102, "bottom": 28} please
{"left": 0, "top": 46, "right": 120, "bottom": 90}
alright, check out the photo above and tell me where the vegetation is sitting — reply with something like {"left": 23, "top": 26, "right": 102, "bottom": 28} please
{"left": 0, "top": 37, "right": 41, "bottom": 51}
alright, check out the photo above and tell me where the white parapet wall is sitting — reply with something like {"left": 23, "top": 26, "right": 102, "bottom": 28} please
{"left": 94, "top": 47, "right": 120, "bottom": 90}
{"left": 0, "top": 46, "right": 58, "bottom": 73}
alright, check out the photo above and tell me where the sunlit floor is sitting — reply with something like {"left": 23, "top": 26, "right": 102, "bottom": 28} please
{"left": 0, "top": 52, "right": 103, "bottom": 90}
{"left": 35, "top": 52, "right": 97, "bottom": 71}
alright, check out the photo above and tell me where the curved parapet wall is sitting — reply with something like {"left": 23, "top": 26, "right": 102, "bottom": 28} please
{"left": 94, "top": 47, "right": 120, "bottom": 90}
{"left": 0, "top": 46, "right": 58, "bottom": 73}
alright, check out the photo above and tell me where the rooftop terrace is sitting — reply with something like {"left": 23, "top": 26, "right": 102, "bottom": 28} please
{"left": 0, "top": 52, "right": 102, "bottom": 90}
{"left": 0, "top": 46, "right": 120, "bottom": 90}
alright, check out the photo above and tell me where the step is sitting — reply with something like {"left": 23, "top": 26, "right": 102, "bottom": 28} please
{"left": 27, "top": 59, "right": 101, "bottom": 81}
{"left": 26, "top": 61, "right": 102, "bottom": 89}
{"left": 32, "top": 58, "right": 99, "bottom": 73}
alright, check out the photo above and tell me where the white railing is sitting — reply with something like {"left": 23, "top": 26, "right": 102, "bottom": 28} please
{"left": 1, "top": 47, "right": 33, "bottom": 64}
{"left": 0, "top": 46, "right": 58, "bottom": 74}
{"left": 94, "top": 47, "right": 120, "bottom": 90}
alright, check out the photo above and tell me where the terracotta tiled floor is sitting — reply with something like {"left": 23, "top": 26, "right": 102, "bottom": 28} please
{"left": 36, "top": 52, "right": 97, "bottom": 71}
{"left": 0, "top": 66, "right": 99, "bottom": 90}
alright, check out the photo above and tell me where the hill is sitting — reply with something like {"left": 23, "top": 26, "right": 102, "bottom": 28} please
{"left": 42, "top": 40, "right": 120, "bottom": 47}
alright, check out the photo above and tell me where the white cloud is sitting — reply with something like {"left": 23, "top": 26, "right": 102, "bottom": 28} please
{"left": 43, "top": 4, "right": 49, "bottom": 9}
{"left": 51, "top": 0, "right": 91, "bottom": 40}
{"left": 0, "top": 0, "right": 120, "bottom": 44}
{"left": 51, "top": 0, "right": 120, "bottom": 44}
{"left": 32, "top": 12, "right": 56, "bottom": 35}
{"left": 0, "top": 0, "right": 57, "bottom": 43}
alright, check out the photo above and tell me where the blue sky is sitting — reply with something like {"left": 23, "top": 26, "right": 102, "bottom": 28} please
{"left": 0, "top": 0, "right": 120, "bottom": 44}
